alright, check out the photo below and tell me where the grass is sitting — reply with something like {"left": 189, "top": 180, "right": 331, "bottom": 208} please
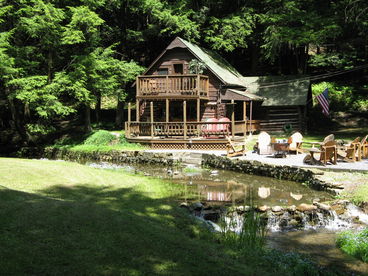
{"left": 0, "top": 158, "right": 336, "bottom": 275}
{"left": 52, "top": 129, "right": 146, "bottom": 152}
{"left": 336, "top": 228, "right": 368, "bottom": 263}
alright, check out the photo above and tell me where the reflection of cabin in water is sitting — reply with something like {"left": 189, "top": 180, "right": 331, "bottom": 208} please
{"left": 125, "top": 37, "right": 311, "bottom": 149}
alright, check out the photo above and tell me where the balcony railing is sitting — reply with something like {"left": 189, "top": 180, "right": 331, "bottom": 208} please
{"left": 125, "top": 120, "right": 260, "bottom": 139}
{"left": 137, "top": 74, "right": 209, "bottom": 98}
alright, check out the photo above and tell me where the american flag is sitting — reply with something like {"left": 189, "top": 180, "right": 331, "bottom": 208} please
{"left": 316, "top": 88, "right": 329, "bottom": 116}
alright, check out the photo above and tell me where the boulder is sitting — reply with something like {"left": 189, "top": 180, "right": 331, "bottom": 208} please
{"left": 315, "top": 202, "right": 331, "bottom": 211}
{"left": 271, "top": 206, "right": 283, "bottom": 212}
{"left": 287, "top": 205, "right": 297, "bottom": 212}
{"left": 296, "top": 203, "right": 317, "bottom": 212}
{"left": 192, "top": 202, "right": 204, "bottom": 211}
{"left": 257, "top": 205, "right": 269, "bottom": 212}
{"left": 180, "top": 202, "right": 189, "bottom": 209}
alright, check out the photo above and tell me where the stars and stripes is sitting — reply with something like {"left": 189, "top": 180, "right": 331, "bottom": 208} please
{"left": 316, "top": 88, "right": 329, "bottom": 116}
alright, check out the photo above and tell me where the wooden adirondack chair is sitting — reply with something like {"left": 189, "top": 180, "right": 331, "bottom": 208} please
{"left": 257, "top": 131, "right": 273, "bottom": 155}
{"left": 359, "top": 135, "right": 368, "bottom": 159}
{"left": 320, "top": 140, "right": 337, "bottom": 165}
{"left": 288, "top": 132, "right": 303, "bottom": 154}
{"left": 226, "top": 136, "right": 247, "bottom": 157}
{"left": 337, "top": 137, "right": 361, "bottom": 162}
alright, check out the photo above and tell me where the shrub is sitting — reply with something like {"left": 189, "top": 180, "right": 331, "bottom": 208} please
{"left": 336, "top": 228, "right": 368, "bottom": 263}
{"left": 84, "top": 130, "right": 116, "bottom": 146}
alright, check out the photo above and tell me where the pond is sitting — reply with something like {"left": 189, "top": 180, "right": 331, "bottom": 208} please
{"left": 88, "top": 161, "right": 368, "bottom": 275}
{"left": 92, "top": 162, "right": 333, "bottom": 206}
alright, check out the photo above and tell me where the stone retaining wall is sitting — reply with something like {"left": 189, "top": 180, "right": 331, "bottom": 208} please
{"left": 202, "top": 154, "right": 340, "bottom": 192}
{"left": 29, "top": 147, "right": 174, "bottom": 166}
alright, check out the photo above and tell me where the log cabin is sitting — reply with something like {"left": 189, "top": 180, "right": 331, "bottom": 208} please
{"left": 125, "top": 37, "right": 310, "bottom": 150}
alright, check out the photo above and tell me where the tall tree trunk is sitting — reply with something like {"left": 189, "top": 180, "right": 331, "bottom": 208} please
{"left": 95, "top": 93, "right": 101, "bottom": 125}
{"left": 47, "top": 50, "right": 53, "bottom": 84}
{"left": 84, "top": 104, "right": 92, "bottom": 133}
{"left": 115, "top": 99, "right": 125, "bottom": 129}
{"left": 6, "top": 92, "right": 29, "bottom": 143}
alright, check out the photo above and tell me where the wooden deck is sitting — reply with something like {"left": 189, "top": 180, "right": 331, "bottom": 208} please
{"left": 125, "top": 120, "right": 260, "bottom": 150}
{"left": 137, "top": 74, "right": 209, "bottom": 99}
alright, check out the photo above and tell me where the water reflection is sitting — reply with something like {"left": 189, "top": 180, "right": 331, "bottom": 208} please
{"left": 115, "top": 163, "right": 333, "bottom": 206}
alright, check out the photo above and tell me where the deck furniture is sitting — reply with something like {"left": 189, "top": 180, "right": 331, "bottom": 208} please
{"left": 226, "top": 136, "right": 247, "bottom": 157}
{"left": 320, "top": 140, "right": 337, "bottom": 165}
{"left": 257, "top": 131, "right": 273, "bottom": 155}
{"left": 359, "top": 135, "right": 368, "bottom": 159}
{"left": 288, "top": 132, "right": 303, "bottom": 154}
{"left": 271, "top": 140, "right": 290, "bottom": 158}
{"left": 304, "top": 139, "right": 337, "bottom": 165}
{"left": 337, "top": 137, "right": 361, "bottom": 162}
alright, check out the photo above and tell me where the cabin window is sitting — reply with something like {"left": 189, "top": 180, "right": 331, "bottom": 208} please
{"left": 173, "top": 63, "right": 184, "bottom": 74}
{"left": 157, "top": 68, "right": 169, "bottom": 75}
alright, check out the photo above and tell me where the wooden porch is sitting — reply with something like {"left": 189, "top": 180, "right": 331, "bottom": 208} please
{"left": 125, "top": 120, "right": 260, "bottom": 150}
{"left": 137, "top": 74, "right": 209, "bottom": 99}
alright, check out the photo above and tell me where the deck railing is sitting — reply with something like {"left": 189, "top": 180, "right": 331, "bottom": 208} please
{"left": 125, "top": 120, "right": 260, "bottom": 138}
{"left": 137, "top": 74, "right": 209, "bottom": 98}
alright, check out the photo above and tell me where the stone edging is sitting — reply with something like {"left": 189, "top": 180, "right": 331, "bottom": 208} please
{"left": 202, "top": 154, "right": 342, "bottom": 192}
{"left": 23, "top": 147, "right": 174, "bottom": 166}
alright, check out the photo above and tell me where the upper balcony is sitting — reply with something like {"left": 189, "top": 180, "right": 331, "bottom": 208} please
{"left": 136, "top": 74, "right": 209, "bottom": 100}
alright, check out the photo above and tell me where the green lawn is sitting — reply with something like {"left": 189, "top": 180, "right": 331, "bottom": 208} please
{"left": 0, "top": 158, "right": 338, "bottom": 275}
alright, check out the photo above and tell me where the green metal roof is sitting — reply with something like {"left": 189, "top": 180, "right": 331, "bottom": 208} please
{"left": 241, "top": 76, "right": 310, "bottom": 106}
{"left": 178, "top": 38, "right": 248, "bottom": 87}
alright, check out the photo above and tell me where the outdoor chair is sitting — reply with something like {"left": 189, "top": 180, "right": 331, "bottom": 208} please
{"left": 359, "top": 135, "right": 368, "bottom": 159}
{"left": 218, "top": 117, "right": 231, "bottom": 137}
{"left": 257, "top": 131, "right": 273, "bottom": 155}
{"left": 319, "top": 140, "right": 338, "bottom": 165}
{"left": 202, "top": 118, "right": 218, "bottom": 138}
{"left": 226, "top": 136, "right": 247, "bottom": 157}
{"left": 288, "top": 132, "right": 303, "bottom": 154}
{"left": 337, "top": 137, "right": 361, "bottom": 162}
{"left": 304, "top": 138, "right": 337, "bottom": 165}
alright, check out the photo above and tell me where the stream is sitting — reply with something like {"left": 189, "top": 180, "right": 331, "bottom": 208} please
{"left": 88, "top": 161, "right": 368, "bottom": 275}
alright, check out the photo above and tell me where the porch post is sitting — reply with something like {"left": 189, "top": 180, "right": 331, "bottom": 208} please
{"left": 136, "top": 99, "right": 140, "bottom": 122}
{"left": 183, "top": 100, "right": 187, "bottom": 139}
{"left": 243, "top": 101, "right": 247, "bottom": 137}
{"left": 150, "top": 101, "right": 154, "bottom": 138}
{"left": 197, "top": 98, "right": 200, "bottom": 137}
{"left": 166, "top": 99, "right": 169, "bottom": 122}
{"left": 127, "top": 102, "right": 131, "bottom": 137}
{"left": 231, "top": 99, "right": 235, "bottom": 139}
{"left": 250, "top": 100, "right": 253, "bottom": 134}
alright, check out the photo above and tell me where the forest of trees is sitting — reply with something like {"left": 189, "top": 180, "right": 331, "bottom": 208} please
{"left": 0, "top": 0, "right": 367, "bottom": 148}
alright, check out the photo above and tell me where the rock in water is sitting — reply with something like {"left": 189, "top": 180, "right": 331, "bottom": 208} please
{"left": 272, "top": 206, "right": 283, "bottom": 212}
{"left": 296, "top": 203, "right": 317, "bottom": 212}
{"left": 257, "top": 205, "right": 269, "bottom": 212}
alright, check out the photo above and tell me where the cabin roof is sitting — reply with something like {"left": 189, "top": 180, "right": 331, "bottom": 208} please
{"left": 143, "top": 37, "right": 247, "bottom": 87}
{"left": 221, "top": 89, "right": 264, "bottom": 101}
{"left": 242, "top": 76, "right": 310, "bottom": 106}
{"left": 177, "top": 38, "right": 247, "bottom": 87}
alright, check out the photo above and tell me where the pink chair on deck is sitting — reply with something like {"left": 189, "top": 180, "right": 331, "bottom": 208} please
{"left": 218, "top": 117, "right": 230, "bottom": 137}
{"left": 202, "top": 118, "right": 218, "bottom": 138}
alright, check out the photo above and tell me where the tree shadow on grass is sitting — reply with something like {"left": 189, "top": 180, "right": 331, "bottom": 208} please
{"left": 267, "top": 230, "right": 368, "bottom": 276}
{"left": 0, "top": 185, "right": 256, "bottom": 276}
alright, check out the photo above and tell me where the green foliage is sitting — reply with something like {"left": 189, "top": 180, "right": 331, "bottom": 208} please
{"left": 26, "top": 123, "right": 55, "bottom": 135}
{"left": 61, "top": 5, "right": 104, "bottom": 45}
{"left": 336, "top": 228, "right": 368, "bottom": 263}
{"left": 312, "top": 82, "right": 368, "bottom": 112}
{"left": 188, "top": 59, "right": 205, "bottom": 74}
{"left": 204, "top": 12, "right": 254, "bottom": 52}
{"left": 83, "top": 130, "right": 115, "bottom": 146}
{"left": 219, "top": 207, "right": 267, "bottom": 253}
{"left": 9, "top": 75, "right": 75, "bottom": 118}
